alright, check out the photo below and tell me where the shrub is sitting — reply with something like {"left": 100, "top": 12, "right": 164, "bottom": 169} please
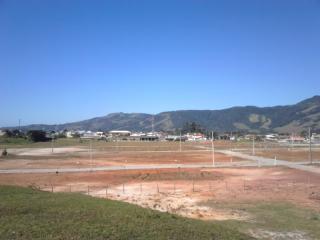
{"left": 1, "top": 148, "right": 8, "bottom": 156}
{"left": 27, "top": 130, "right": 49, "bottom": 142}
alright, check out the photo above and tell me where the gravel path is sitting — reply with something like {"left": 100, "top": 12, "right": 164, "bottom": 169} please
{"left": 218, "top": 150, "right": 320, "bottom": 174}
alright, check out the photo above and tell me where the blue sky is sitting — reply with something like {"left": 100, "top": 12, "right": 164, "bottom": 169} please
{"left": 1, "top": 0, "right": 320, "bottom": 127}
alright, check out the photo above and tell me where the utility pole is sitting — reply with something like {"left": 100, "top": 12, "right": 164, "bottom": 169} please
{"left": 90, "top": 139, "right": 93, "bottom": 170}
{"left": 18, "top": 119, "right": 21, "bottom": 132}
{"left": 51, "top": 135, "right": 54, "bottom": 153}
{"left": 116, "top": 135, "right": 119, "bottom": 152}
{"left": 309, "top": 127, "right": 313, "bottom": 164}
{"left": 179, "top": 131, "right": 182, "bottom": 152}
{"left": 252, "top": 135, "right": 255, "bottom": 156}
{"left": 212, "top": 131, "right": 215, "bottom": 167}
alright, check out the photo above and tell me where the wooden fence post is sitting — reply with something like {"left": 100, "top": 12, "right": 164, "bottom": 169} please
{"left": 192, "top": 179, "right": 195, "bottom": 192}
{"left": 243, "top": 179, "right": 245, "bottom": 192}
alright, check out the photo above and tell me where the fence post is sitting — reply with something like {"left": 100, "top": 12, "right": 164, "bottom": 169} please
{"left": 122, "top": 183, "right": 125, "bottom": 194}
{"left": 192, "top": 179, "right": 195, "bottom": 192}
{"left": 174, "top": 183, "right": 176, "bottom": 194}
{"left": 106, "top": 185, "right": 108, "bottom": 197}
{"left": 87, "top": 185, "right": 90, "bottom": 195}
{"left": 157, "top": 183, "right": 159, "bottom": 193}
{"left": 51, "top": 185, "right": 53, "bottom": 193}
{"left": 243, "top": 179, "right": 245, "bottom": 192}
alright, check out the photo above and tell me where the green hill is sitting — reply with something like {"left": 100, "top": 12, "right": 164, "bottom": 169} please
{"left": 0, "top": 185, "right": 252, "bottom": 240}
{"left": 4, "top": 96, "right": 320, "bottom": 133}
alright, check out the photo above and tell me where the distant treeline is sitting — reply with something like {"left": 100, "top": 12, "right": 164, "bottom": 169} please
{"left": 1, "top": 129, "right": 50, "bottom": 142}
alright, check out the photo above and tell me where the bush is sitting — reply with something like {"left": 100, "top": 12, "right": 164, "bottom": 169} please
{"left": 1, "top": 148, "right": 8, "bottom": 156}
{"left": 27, "top": 130, "right": 49, "bottom": 142}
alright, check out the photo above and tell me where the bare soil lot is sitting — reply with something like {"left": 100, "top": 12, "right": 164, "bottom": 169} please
{"left": 2, "top": 140, "right": 320, "bottom": 239}
{"left": 0, "top": 147, "right": 244, "bottom": 169}
{"left": 1, "top": 167, "right": 319, "bottom": 219}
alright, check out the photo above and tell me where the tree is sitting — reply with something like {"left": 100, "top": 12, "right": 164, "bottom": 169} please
{"left": 2, "top": 129, "right": 25, "bottom": 138}
{"left": 3, "top": 130, "right": 13, "bottom": 137}
{"left": 11, "top": 129, "right": 25, "bottom": 138}
{"left": 72, "top": 132, "right": 81, "bottom": 138}
{"left": 300, "top": 130, "right": 308, "bottom": 138}
{"left": 27, "top": 130, "right": 49, "bottom": 142}
{"left": 1, "top": 148, "right": 8, "bottom": 157}
{"left": 182, "top": 121, "right": 206, "bottom": 134}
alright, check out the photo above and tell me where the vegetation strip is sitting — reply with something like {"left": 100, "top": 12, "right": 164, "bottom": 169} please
{"left": 0, "top": 185, "right": 252, "bottom": 240}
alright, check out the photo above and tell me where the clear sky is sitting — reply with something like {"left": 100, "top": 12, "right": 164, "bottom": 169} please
{"left": 1, "top": 0, "right": 320, "bottom": 127}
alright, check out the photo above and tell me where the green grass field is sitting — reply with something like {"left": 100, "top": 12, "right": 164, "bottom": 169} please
{"left": 202, "top": 201, "right": 320, "bottom": 239}
{"left": 0, "top": 186, "right": 252, "bottom": 240}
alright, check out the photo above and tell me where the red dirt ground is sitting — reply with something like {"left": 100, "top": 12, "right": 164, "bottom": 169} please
{"left": 1, "top": 167, "right": 320, "bottom": 220}
{"left": 0, "top": 151, "right": 243, "bottom": 169}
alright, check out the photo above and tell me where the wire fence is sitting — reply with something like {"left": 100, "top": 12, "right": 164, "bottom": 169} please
{"left": 34, "top": 178, "right": 320, "bottom": 205}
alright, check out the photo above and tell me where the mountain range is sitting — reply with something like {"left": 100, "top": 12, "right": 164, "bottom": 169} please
{"left": 4, "top": 96, "right": 320, "bottom": 133}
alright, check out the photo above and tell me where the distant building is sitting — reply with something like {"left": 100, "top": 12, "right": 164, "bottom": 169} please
{"left": 165, "top": 135, "right": 187, "bottom": 142}
{"left": 230, "top": 136, "right": 237, "bottom": 141}
{"left": 281, "top": 135, "right": 305, "bottom": 144}
{"left": 80, "top": 131, "right": 106, "bottom": 140}
{"left": 140, "top": 135, "right": 159, "bottom": 141}
{"left": 185, "top": 133, "right": 207, "bottom": 141}
{"left": 80, "top": 131, "right": 96, "bottom": 139}
{"left": 66, "top": 131, "right": 75, "bottom": 138}
{"left": 265, "top": 134, "right": 279, "bottom": 141}
{"left": 109, "top": 130, "right": 131, "bottom": 137}
{"left": 311, "top": 133, "right": 320, "bottom": 143}
{"left": 108, "top": 130, "right": 131, "bottom": 141}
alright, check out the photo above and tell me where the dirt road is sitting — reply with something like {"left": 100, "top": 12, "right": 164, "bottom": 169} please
{"left": 219, "top": 150, "right": 320, "bottom": 174}
{"left": 0, "top": 161, "right": 256, "bottom": 174}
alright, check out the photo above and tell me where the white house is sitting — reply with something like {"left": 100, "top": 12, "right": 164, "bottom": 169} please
{"left": 66, "top": 131, "right": 75, "bottom": 138}
{"left": 109, "top": 130, "right": 131, "bottom": 137}
{"left": 186, "top": 133, "right": 207, "bottom": 141}
{"left": 311, "top": 133, "right": 320, "bottom": 143}
{"left": 265, "top": 134, "right": 279, "bottom": 141}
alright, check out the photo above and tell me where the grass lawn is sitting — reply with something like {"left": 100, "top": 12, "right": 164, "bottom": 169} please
{"left": 203, "top": 201, "right": 320, "bottom": 239}
{"left": 0, "top": 186, "right": 252, "bottom": 240}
